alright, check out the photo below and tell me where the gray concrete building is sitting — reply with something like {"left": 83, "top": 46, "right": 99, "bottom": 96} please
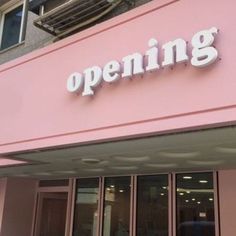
{"left": 0, "top": 0, "right": 152, "bottom": 65}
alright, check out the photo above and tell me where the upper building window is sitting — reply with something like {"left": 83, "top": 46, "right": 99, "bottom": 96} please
{"left": 0, "top": 3, "right": 26, "bottom": 50}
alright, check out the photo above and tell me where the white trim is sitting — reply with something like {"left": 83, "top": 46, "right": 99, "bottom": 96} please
{"left": 65, "top": 178, "right": 74, "bottom": 236}
{"left": 0, "top": 11, "right": 5, "bottom": 48}
{"left": 69, "top": 178, "right": 76, "bottom": 236}
{"left": 19, "top": 0, "right": 28, "bottom": 42}
{"left": 0, "top": 0, "right": 23, "bottom": 12}
{"left": 39, "top": 5, "right": 44, "bottom": 16}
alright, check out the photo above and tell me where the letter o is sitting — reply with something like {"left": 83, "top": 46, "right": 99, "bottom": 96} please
{"left": 67, "top": 72, "right": 83, "bottom": 93}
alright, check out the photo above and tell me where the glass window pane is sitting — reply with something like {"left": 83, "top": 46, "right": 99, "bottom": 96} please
{"left": 1, "top": 5, "right": 23, "bottom": 50}
{"left": 136, "top": 175, "right": 169, "bottom": 236}
{"left": 102, "top": 176, "right": 131, "bottom": 236}
{"left": 73, "top": 178, "right": 99, "bottom": 236}
{"left": 176, "top": 172, "right": 215, "bottom": 236}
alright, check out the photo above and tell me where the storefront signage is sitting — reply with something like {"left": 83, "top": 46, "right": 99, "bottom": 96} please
{"left": 67, "top": 27, "right": 219, "bottom": 96}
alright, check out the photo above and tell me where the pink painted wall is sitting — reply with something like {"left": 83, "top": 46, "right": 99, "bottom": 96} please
{"left": 218, "top": 170, "right": 236, "bottom": 236}
{"left": 0, "top": 178, "right": 37, "bottom": 236}
{"left": 0, "top": 0, "right": 236, "bottom": 153}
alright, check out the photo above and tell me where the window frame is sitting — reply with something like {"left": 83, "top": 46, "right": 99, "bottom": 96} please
{"left": 0, "top": 0, "right": 28, "bottom": 51}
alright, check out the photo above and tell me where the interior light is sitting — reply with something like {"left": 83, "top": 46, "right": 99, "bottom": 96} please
{"left": 199, "top": 180, "right": 208, "bottom": 184}
{"left": 159, "top": 151, "right": 200, "bottom": 158}
{"left": 119, "top": 189, "right": 124, "bottom": 193}
{"left": 192, "top": 198, "right": 196, "bottom": 201}
{"left": 186, "top": 191, "right": 191, "bottom": 194}
{"left": 162, "top": 186, "right": 167, "bottom": 189}
{"left": 160, "top": 193, "right": 165, "bottom": 196}
{"left": 179, "top": 192, "right": 184, "bottom": 196}
{"left": 110, "top": 185, "right": 115, "bottom": 188}
{"left": 197, "top": 201, "right": 201, "bottom": 204}
{"left": 185, "top": 200, "right": 189, "bottom": 203}
{"left": 209, "top": 198, "right": 214, "bottom": 201}
{"left": 183, "top": 176, "right": 192, "bottom": 180}
{"left": 81, "top": 158, "right": 101, "bottom": 164}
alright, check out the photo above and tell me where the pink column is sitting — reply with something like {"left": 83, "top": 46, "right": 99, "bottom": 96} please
{"left": 218, "top": 170, "right": 236, "bottom": 236}
{"left": 0, "top": 178, "right": 37, "bottom": 236}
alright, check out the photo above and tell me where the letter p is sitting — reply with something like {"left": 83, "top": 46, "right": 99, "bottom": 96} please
{"left": 82, "top": 66, "right": 103, "bottom": 96}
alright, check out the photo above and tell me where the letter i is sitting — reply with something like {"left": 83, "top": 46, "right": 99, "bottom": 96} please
{"left": 145, "top": 38, "right": 160, "bottom": 72}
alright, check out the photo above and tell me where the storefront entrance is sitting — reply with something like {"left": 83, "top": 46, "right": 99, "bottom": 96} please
{"left": 32, "top": 172, "right": 218, "bottom": 236}
{"left": 72, "top": 173, "right": 218, "bottom": 236}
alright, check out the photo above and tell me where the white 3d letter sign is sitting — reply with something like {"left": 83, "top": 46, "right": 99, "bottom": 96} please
{"left": 67, "top": 27, "right": 219, "bottom": 96}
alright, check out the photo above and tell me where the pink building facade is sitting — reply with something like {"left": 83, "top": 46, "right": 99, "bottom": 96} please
{"left": 0, "top": 0, "right": 236, "bottom": 235}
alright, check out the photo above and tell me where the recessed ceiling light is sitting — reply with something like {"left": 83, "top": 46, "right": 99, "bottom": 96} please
{"left": 13, "top": 173, "right": 29, "bottom": 177}
{"left": 179, "top": 192, "right": 184, "bottom": 196}
{"left": 119, "top": 189, "right": 124, "bottom": 193}
{"left": 186, "top": 191, "right": 191, "bottom": 194}
{"left": 159, "top": 151, "right": 200, "bottom": 159}
{"left": 34, "top": 172, "right": 52, "bottom": 176}
{"left": 192, "top": 198, "right": 196, "bottom": 201}
{"left": 183, "top": 176, "right": 192, "bottom": 180}
{"left": 113, "top": 156, "right": 150, "bottom": 162}
{"left": 145, "top": 163, "right": 177, "bottom": 168}
{"left": 209, "top": 198, "right": 214, "bottom": 201}
{"left": 110, "top": 166, "right": 138, "bottom": 170}
{"left": 187, "top": 160, "right": 224, "bottom": 166}
{"left": 160, "top": 193, "right": 165, "bottom": 196}
{"left": 55, "top": 170, "right": 77, "bottom": 174}
{"left": 162, "top": 186, "right": 167, "bottom": 189}
{"left": 199, "top": 180, "right": 208, "bottom": 184}
{"left": 185, "top": 200, "right": 189, "bottom": 203}
{"left": 215, "top": 146, "right": 236, "bottom": 154}
{"left": 81, "top": 158, "right": 102, "bottom": 164}
{"left": 197, "top": 201, "right": 201, "bottom": 204}
{"left": 85, "top": 168, "right": 104, "bottom": 172}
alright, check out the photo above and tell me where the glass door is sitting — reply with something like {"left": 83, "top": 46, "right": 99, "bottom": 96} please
{"left": 34, "top": 192, "right": 68, "bottom": 236}
{"left": 175, "top": 172, "right": 216, "bottom": 236}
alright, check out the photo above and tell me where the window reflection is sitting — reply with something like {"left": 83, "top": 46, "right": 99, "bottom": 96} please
{"left": 102, "top": 176, "right": 131, "bottom": 236}
{"left": 1, "top": 5, "right": 23, "bottom": 50}
{"left": 73, "top": 178, "right": 99, "bottom": 236}
{"left": 136, "top": 175, "right": 168, "bottom": 236}
{"left": 176, "top": 173, "right": 215, "bottom": 236}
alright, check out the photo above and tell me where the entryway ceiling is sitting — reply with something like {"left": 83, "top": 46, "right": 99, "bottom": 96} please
{"left": 1, "top": 126, "right": 236, "bottom": 179}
